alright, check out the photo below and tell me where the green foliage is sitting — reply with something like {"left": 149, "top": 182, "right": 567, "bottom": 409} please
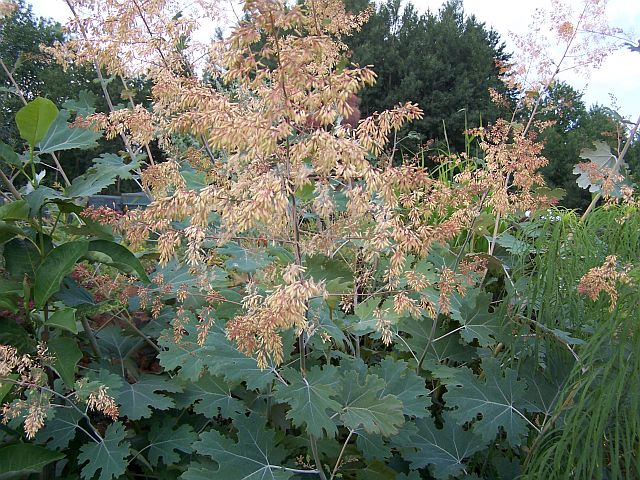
{"left": 116, "top": 374, "right": 181, "bottom": 420}
{"left": 65, "top": 154, "right": 140, "bottom": 198}
{"left": 275, "top": 366, "right": 342, "bottom": 437}
{"left": 15, "top": 97, "right": 59, "bottom": 148}
{"left": 78, "top": 422, "right": 130, "bottom": 480}
{"left": 37, "top": 110, "right": 101, "bottom": 154}
{"left": 0, "top": 443, "right": 65, "bottom": 476}
{"left": 399, "top": 413, "right": 484, "bottom": 479}
{"left": 345, "top": 0, "right": 512, "bottom": 153}
{"left": 443, "top": 358, "right": 530, "bottom": 444}
{"left": 34, "top": 240, "right": 89, "bottom": 307}
{"left": 146, "top": 420, "right": 197, "bottom": 467}
{"left": 192, "top": 414, "right": 294, "bottom": 480}
{"left": 0, "top": 3, "right": 638, "bottom": 480}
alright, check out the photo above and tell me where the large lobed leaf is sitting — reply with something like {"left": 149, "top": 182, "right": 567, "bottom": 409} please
{"left": 174, "top": 374, "right": 244, "bottom": 418}
{"left": 36, "top": 407, "right": 83, "bottom": 451}
{"left": 451, "top": 290, "right": 506, "bottom": 347}
{"left": 274, "top": 365, "right": 342, "bottom": 437}
{"left": 193, "top": 414, "right": 294, "bottom": 479}
{"left": 443, "top": 358, "right": 530, "bottom": 444}
{"left": 398, "top": 413, "right": 485, "bottom": 479}
{"left": 37, "top": 110, "right": 101, "bottom": 154}
{"left": 78, "top": 422, "right": 130, "bottom": 480}
{"left": 370, "top": 358, "right": 430, "bottom": 418}
{"left": 116, "top": 374, "right": 182, "bottom": 420}
{"left": 65, "top": 153, "right": 139, "bottom": 198}
{"left": 146, "top": 420, "right": 197, "bottom": 467}
{"left": 338, "top": 370, "right": 405, "bottom": 436}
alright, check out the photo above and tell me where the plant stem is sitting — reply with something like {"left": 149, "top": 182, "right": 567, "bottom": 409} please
{"left": 330, "top": 429, "right": 354, "bottom": 480}
{"left": 81, "top": 316, "right": 103, "bottom": 358}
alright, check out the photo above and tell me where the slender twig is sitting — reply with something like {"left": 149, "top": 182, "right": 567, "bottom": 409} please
{"left": 81, "top": 316, "right": 103, "bottom": 358}
{"left": 0, "top": 170, "right": 22, "bottom": 199}
{"left": 330, "top": 429, "right": 354, "bottom": 480}
{"left": 114, "top": 310, "right": 161, "bottom": 353}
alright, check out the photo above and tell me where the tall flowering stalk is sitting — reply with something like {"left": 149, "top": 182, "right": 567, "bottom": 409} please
{"left": 50, "top": 0, "right": 559, "bottom": 369}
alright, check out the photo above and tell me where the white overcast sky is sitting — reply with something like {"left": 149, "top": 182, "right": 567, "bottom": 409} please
{"left": 27, "top": 0, "right": 640, "bottom": 120}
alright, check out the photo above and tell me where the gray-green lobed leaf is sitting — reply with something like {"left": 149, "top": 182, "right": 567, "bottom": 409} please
{"left": 78, "top": 422, "right": 130, "bottom": 480}
{"left": 274, "top": 365, "right": 342, "bottom": 437}
{"left": 443, "top": 357, "right": 530, "bottom": 444}
{"left": 338, "top": 370, "right": 405, "bottom": 436}
{"left": 193, "top": 414, "right": 295, "bottom": 479}
{"left": 116, "top": 374, "right": 182, "bottom": 420}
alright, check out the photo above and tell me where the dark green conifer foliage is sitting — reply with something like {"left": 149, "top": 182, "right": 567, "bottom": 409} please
{"left": 345, "top": 0, "right": 512, "bottom": 153}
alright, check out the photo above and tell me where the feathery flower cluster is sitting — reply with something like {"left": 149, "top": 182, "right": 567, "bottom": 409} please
{"left": 1, "top": 345, "right": 50, "bottom": 438}
{"left": 227, "top": 275, "right": 325, "bottom": 368}
{"left": 51, "top": 0, "right": 561, "bottom": 365}
{"left": 577, "top": 255, "right": 632, "bottom": 311}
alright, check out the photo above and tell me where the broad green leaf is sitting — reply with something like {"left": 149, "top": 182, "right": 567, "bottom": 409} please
{"left": 0, "top": 318, "right": 34, "bottom": 352}
{"left": 451, "top": 290, "right": 506, "bottom": 347}
{"left": 370, "top": 358, "right": 429, "bottom": 418}
{"left": 274, "top": 366, "right": 342, "bottom": 437}
{"left": 96, "top": 326, "right": 139, "bottom": 363}
{"left": 305, "top": 254, "right": 354, "bottom": 282}
{"left": 0, "top": 141, "right": 20, "bottom": 167}
{"left": 25, "top": 186, "right": 65, "bottom": 215}
{"left": 399, "top": 413, "right": 485, "bottom": 479}
{"left": 338, "top": 371, "right": 404, "bottom": 435}
{"left": 174, "top": 374, "right": 243, "bottom": 418}
{"left": 0, "top": 200, "right": 29, "bottom": 221}
{"left": 15, "top": 97, "right": 59, "bottom": 147}
{"left": 62, "top": 90, "right": 97, "bottom": 116}
{"left": 37, "top": 110, "right": 100, "bottom": 154}
{"left": 116, "top": 374, "right": 182, "bottom": 420}
{"left": 160, "top": 322, "right": 274, "bottom": 388}
{"left": 0, "top": 373, "right": 17, "bottom": 404}
{"left": 494, "top": 233, "right": 531, "bottom": 255}
{"left": 65, "top": 154, "right": 139, "bottom": 198}
{"left": 36, "top": 407, "right": 82, "bottom": 450}
{"left": 0, "top": 280, "right": 21, "bottom": 313}
{"left": 45, "top": 307, "right": 78, "bottom": 334}
{"left": 355, "top": 430, "right": 392, "bottom": 461}
{"left": 34, "top": 240, "right": 88, "bottom": 307}
{"left": 203, "top": 327, "right": 276, "bottom": 390}
{"left": 88, "top": 239, "right": 150, "bottom": 282}
{"left": 48, "top": 336, "right": 83, "bottom": 387}
{"left": 146, "top": 420, "right": 197, "bottom": 467}
{"left": 78, "top": 422, "right": 130, "bottom": 480}
{"left": 194, "top": 414, "right": 294, "bottom": 479}
{"left": 3, "top": 238, "right": 41, "bottom": 279}
{"left": 0, "top": 444, "right": 64, "bottom": 476}
{"left": 217, "top": 242, "right": 274, "bottom": 273}
{"left": 0, "top": 221, "right": 25, "bottom": 246}
{"left": 398, "top": 315, "right": 476, "bottom": 366}
{"left": 158, "top": 317, "right": 209, "bottom": 381}
{"left": 520, "top": 348, "right": 573, "bottom": 417}
{"left": 443, "top": 357, "right": 530, "bottom": 444}
{"left": 346, "top": 460, "right": 397, "bottom": 480}
{"left": 79, "top": 369, "right": 124, "bottom": 399}
{"left": 55, "top": 278, "right": 95, "bottom": 307}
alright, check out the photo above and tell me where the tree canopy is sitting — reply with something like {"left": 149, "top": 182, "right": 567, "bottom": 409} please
{"left": 345, "top": 0, "right": 512, "bottom": 154}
